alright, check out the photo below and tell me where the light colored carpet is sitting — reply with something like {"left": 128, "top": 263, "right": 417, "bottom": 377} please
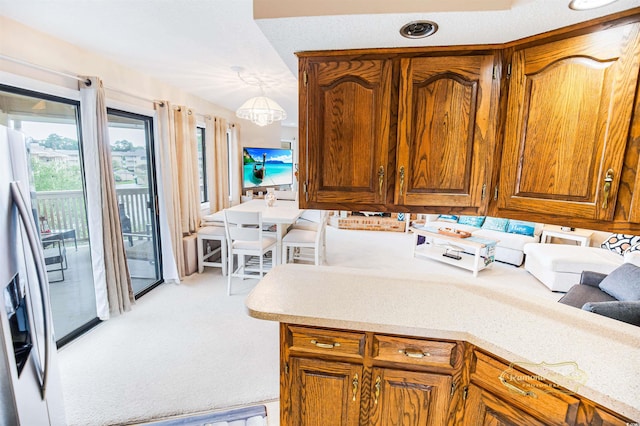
{"left": 58, "top": 226, "right": 558, "bottom": 426}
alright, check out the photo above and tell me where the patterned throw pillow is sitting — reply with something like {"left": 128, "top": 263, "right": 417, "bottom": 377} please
{"left": 626, "top": 242, "right": 640, "bottom": 254}
{"left": 601, "top": 234, "right": 640, "bottom": 255}
{"left": 506, "top": 220, "right": 536, "bottom": 236}
{"left": 458, "top": 215, "right": 485, "bottom": 227}
{"left": 481, "top": 217, "right": 509, "bottom": 232}
{"left": 437, "top": 214, "right": 459, "bottom": 223}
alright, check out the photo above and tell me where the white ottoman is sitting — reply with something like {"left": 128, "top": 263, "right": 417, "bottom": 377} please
{"left": 523, "top": 243, "right": 623, "bottom": 292}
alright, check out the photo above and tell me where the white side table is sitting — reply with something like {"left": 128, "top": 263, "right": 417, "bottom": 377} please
{"left": 541, "top": 225, "right": 593, "bottom": 247}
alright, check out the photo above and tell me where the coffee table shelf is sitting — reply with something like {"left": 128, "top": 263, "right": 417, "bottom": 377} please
{"left": 411, "top": 227, "right": 498, "bottom": 277}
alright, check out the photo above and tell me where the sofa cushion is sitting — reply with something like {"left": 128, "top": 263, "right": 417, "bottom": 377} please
{"left": 482, "top": 217, "right": 509, "bottom": 232}
{"left": 437, "top": 214, "right": 459, "bottom": 223}
{"left": 523, "top": 244, "right": 623, "bottom": 274}
{"left": 422, "top": 221, "right": 479, "bottom": 234}
{"left": 581, "top": 300, "right": 640, "bottom": 326}
{"left": 600, "top": 233, "right": 640, "bottom": 255}
{"left": 558, "top": 284, "right": 616, "bottom": 308}
{"left": 458, "top": 215, "right": 485, "bottom": 227}
{"left": 506, "top": 219, "right": 536, "bottom": 236}
{"left": 598, "top": 263, "right": 640, "bottom": 301}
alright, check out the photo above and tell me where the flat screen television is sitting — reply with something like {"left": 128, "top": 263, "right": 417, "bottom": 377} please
{"left": 242, "top": 147, "right": 293, "bottom": 189}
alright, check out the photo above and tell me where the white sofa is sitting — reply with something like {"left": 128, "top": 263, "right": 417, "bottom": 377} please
{"left": 421, "top": 215, "right": 543, "bottom": 266}
{"left": 524, "top": 243, "right": 640, "bottom": 292}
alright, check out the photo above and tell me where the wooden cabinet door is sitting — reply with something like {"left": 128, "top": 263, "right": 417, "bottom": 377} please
{"left": 463, "top": 384, "right": 546, "bottom": 426}
{"left": 396, "top": 55, "right": 497, "bottom": 210}
{"left": 288, "top": 357, "right": 363, "bottom": 426}
{"left": 498, "top": 23, "right": 640, "bottom": 220}
{"left": 368, "top": 367, "right": 452, "bottom": 426}
{"left": 302, "top": 58, "right": 392, "bottom": 207}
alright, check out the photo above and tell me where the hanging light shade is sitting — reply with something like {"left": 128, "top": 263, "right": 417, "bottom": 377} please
{"left": 236, "top": 95, "right": 287, "bottom": 127}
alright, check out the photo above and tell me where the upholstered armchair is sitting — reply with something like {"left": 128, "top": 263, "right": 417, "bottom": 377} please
{"left": 558, "top": 264, "right": 640, "bottom": 326}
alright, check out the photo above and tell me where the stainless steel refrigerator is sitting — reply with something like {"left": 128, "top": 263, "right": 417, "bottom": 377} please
{"left": 0, "top": 125, "right": 66, "bottom": 425}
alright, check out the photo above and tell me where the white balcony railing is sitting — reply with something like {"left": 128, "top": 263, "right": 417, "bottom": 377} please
{"left": 36, "top": 187, "right": 152, "bottom": 242}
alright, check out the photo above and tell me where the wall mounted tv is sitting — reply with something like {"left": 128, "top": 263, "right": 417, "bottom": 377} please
{"left": 242, "top": 147, "right": 293, "bottom": 189}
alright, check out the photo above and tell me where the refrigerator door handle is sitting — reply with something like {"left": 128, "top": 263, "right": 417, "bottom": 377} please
{"left": 10, "top": 181, "right": 51, "bottom": 400}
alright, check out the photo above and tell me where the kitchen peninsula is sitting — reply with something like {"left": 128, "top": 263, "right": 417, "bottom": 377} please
{"left": 246, "top": 264, "right": 640, "bottom": 425}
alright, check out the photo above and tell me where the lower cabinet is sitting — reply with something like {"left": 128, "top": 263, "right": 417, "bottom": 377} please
{"left": 462, "top": 384, "right": 546, "bottom": 426}
{"left": 280, "top": 324, "right": 635, "bottom": 426}
{"left": 369, "top": 368, "right": 453, "bottom": 426}
{"left": 289, "top": 357, "right": 363, "bottom": 425}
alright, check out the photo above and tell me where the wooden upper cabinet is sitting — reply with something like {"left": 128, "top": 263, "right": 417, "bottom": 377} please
{"left": 301, "top": 57, "right": 392, "bottom": 207}
{"left": 396, "top": 55, "right": 497, "bottom": 210}
{"left": 498, "top": 22, "right": 640, "bottom": 220}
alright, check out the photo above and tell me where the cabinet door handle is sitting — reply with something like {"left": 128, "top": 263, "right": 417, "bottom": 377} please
{"left": 378, "top": 166, "right": 385, "bottom": 197}
{"left": 499, "top": 376, "right": 537, "bottom": 398}
{"left": 399, "top": 348, "right": 431, "bottom": 358}
{"left": 374, "top": 376, "right": 381, "bottom": 405}
{"left": 352, "top": 373, "right": 359, "bottom": 401}
{"left": 399, "top": 166, "right": 405, "bottom": 196}
{"left": 601, "top": 168, "right": 614, "bottom": 209}
{"left": 310, "top": 339, "right": 340, "bottom": 349}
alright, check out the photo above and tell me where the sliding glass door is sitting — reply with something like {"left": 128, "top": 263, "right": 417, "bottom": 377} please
{"left": 106, "top": 109, "right": 161, "bottom": 295}
{"left": 0, "top": 85, "right": 99, "bottom": 345}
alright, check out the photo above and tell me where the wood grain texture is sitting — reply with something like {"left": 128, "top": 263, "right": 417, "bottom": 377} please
{"left": 498, "top": 22, "right": 640, "bottom": 220}
{"left": 368, "top": 367, "right": 452, "bottom": 426}
{"left": 462, "top": 384, "right": 547, "bottom": 426}
{"left": 305, "top": 57, "right": 392, "bottom": 205}
{"left": 396, "top": 55, "right": 498, "bottom": 209}
{"left": 290, "top": 357, "right": 363, "bottom": 426}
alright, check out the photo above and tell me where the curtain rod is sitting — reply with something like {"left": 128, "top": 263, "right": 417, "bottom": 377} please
{"left": 0, "top": 54, "right": 91, "bottom": 85}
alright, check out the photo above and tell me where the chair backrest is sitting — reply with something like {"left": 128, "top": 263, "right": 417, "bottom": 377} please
{"left": 315, "top": 211, "right": 328, "bottom": 244}
{"left": 223, "top": 210, "right": 263, "bottom": 243}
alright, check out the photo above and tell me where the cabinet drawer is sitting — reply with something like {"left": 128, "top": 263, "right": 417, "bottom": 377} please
{"left": 372, "top": 334, "right": 456, "bottom": 368}
{"left": 287, "top": 325, "right": 365, "bottom": 359}
{"left": 471, "top": 351, "right": 580, "bottom": 426}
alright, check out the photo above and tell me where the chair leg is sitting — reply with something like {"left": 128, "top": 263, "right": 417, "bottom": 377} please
{"left": 259, "top": 251, "right": 264, "bottom": 277}
{"left": 221, "top": 239, "right": 227, "bottom": 276}
{"left": 227, "top": 251, "right": 233, "bottom": 296}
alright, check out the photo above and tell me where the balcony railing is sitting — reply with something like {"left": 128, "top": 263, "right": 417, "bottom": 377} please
{"left": 36, "top": 187, "right": 152, "bottom": 242}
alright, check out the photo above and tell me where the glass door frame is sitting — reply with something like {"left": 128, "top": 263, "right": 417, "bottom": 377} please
{"left": 106, "top": 107, "right": 163, "bottom": 297}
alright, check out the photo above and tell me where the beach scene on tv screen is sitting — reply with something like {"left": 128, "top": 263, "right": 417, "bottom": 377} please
{"left": 243, "top": 147, "right": 293, "bottom": 188}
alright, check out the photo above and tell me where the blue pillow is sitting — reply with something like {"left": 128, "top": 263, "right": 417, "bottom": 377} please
{"left": 506, "top": 220, "right": 536, "bottom": 236}
{"left": 437, "top": 214, "right": 458, "bottom": 223}
{"left": 481, "top": 217, "right": 509, "bottom": 232}
{"left": 458, "top": 215, "right": 485, "bottom": 227}
{"left": 598, "top": 263, "right": 640, "bottom": 301}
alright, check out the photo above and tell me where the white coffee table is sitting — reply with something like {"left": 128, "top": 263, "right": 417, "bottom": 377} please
{"left": 411, "top": 226, "right": 499, "bottom": 277}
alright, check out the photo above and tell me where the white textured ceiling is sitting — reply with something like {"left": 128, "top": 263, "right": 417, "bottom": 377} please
{"left": 1, "top": 0, "right": 638, "bottom": 129}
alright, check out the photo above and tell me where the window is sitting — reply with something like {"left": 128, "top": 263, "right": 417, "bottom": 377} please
{"left": 196, "top": 126, "right": 207, "bottom": 203}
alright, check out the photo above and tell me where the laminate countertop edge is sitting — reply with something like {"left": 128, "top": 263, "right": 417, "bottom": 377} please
{"left": 245, "top": 264, "right": 640, "bottom": 421}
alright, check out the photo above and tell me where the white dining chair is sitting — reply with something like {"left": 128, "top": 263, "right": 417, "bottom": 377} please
{"left": 282, "top": 211, "right": 328, "bottom": 265}
{"left": 196, "top": 225, "right": 227, "bottom": 275}
{"left": 223, "top": 210, "right": 277, "bottom": 295}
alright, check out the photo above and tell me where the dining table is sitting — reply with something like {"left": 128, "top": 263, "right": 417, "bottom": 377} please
{"left": 210, "top": 198, "right": 304, "bottom": 264}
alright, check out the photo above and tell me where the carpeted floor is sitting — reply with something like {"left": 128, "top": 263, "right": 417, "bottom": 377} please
{"left": 57, "top": 226, "right": 558, "bottom": 426}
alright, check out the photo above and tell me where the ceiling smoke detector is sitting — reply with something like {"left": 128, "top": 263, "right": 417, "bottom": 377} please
{"left": 400, "top": 20, "right": 438, "bottom": 39}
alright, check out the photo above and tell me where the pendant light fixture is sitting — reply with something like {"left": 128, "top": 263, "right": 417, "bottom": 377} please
{"left": 233, "top": 66, "right": 287, "bottom": 127}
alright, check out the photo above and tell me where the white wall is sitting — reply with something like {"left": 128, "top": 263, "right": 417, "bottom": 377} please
{"left": 0, "top": 15, "right": 290, "bottom": 136}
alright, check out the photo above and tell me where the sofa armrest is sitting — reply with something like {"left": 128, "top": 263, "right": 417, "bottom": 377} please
{"left": 579, "top": 271, "right": 607, "bottom": 287}
{"left": 582, "top": 301, "right": 640, "bottom": 326}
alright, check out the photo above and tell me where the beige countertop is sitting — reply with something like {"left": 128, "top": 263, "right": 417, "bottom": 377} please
{"left": 246, "top": 264, "right": 640, "bottom": 421}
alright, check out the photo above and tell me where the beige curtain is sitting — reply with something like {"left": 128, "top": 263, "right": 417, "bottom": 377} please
{"left": 155, "top": 101, "right": 185, "bottom": 279}
{"left": 205, "top": 116, "right": 230, "bottom": 212}
{"left": 80, "top": 77, "right": 133, "bottom": 316}
{"left": 174, "top": 107, "right": 200, "bottom": 234}
{"left": 229, "top": 124, "right": 242, "bottom": 206}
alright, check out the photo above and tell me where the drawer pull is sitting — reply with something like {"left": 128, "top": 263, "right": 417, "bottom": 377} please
{"left": 374, "top": 376, "right": 381, "bottom": 405}
{"left": 499, "top": 376, "right": 537, "bottom": 399}
{"left": 399, "top": 348, "right": 430, "bottom": 358}
{"left": 352, "top": 373, "right": 359, "bottom": 401}
{"left": 311, "top": 339, "right": 340, "bottom": 349}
